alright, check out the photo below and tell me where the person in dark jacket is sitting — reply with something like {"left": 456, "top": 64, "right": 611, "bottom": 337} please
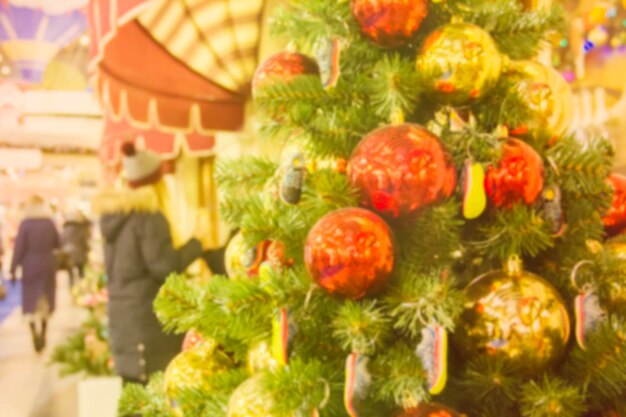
{"left": 93, "top": 143, "right": 204, "bottom": 384}
{"left": 10, "top": 195, "right": 60, "bottom": 353}
{"left": 61, "top": 210, "right": 91, "bottom": 286}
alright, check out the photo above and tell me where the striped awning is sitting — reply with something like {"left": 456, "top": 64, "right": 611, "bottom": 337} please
{"left": 100, "top": 117, "right": 216, "bottom": 166}
{"left": 87, "top": 0, "right": 152, "bottom": 67}
{"left": 98, "top": 20, "right": 246, "bottom": 134}
{"left": 138, "top": 0, "right": 264, "bottom": 94}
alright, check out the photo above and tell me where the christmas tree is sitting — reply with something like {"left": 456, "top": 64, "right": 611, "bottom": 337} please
{"left": 119, "top": 1, "right": 626, "bottom": 417}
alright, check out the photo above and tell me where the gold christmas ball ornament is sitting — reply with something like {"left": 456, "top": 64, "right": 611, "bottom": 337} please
{"left": 227, "top": 374, "right": 277, "bottom": 417}
{"left": 225, "top": 232, "right": 270, "bottom": 278}
{"left": 416, "top": 22, "right": 503, "bottom": 105}
{"left": 247, "top": 340, "right": 278, "bottom": 374}
{"left": 454, "top": 257, "right": 570, "bottom": 376}
{"left": 505, "top": 60, "right": 574, "bottom": 142}
{"left": 225, "top": 232, "right": 248, "bottom": 277}
{"left": 165, "top": 342, "right": 233, "bottom": 417}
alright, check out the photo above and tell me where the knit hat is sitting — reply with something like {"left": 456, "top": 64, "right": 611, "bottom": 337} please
{"left": 121, "top": 142, "right": 163, "bottom": 189}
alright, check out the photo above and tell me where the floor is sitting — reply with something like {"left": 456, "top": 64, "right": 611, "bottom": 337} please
{"left": 0, "top": 274, "right": 85, "bottom": 417}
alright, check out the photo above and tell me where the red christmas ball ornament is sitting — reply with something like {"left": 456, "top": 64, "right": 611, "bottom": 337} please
{"left": 304, "top": 208, "right": 395, "bottom": 299}
{"left": 398, "top": 404, "right": 467, "bottom": 417}
{"left": 485, "top": 139, "right": 544, "bottom": 208}
{"left": 348, "top": 124, "right": 456, "bottom": 219}
{"left": 351, "top": 0, "right": 428, "bottom": 48}
{"left": 252, "top": 52, "right": 320, "bottom": 96}
{"left": 182, "top": 329, "right": 204, "bottom": 352}
{"left": 603, "top": 174, "right": 626, "bottom": 237}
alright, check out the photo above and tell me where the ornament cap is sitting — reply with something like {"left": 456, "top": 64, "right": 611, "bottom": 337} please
{"left": 504, "top": 255, "right": 523, "bottom": 276}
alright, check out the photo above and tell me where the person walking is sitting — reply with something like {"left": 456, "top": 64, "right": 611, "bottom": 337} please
{"left": 10, "top": 195, "right": 60, "bottom": 353}
{"left": 93, "top": 143, "right": 204, "bottom": 385}
{"left": 61, "top": 210, "right": 91, "bottom": 286}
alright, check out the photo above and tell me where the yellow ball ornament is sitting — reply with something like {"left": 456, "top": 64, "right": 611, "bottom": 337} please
{"left": 225, "top": 232, "right": 269, "bottom": 278}
{"left": 247, "top": 340, "right": 278, "bottom": 374}
{"left": 165, "top": 342, "right": 233, "bottom": 417}
{"left": 454, "top": 257, "right": 570, "bottom": 376}
{"left": 505, "top": 60, "right": 574, "bottom": 142}
{"left": 417, "top": 22, "right": 503, "bottom": 105}
{"left": 227, "top": 374, "right": 276, "bottom": 417}
{"left": 225, "top": 232, "right": 248, "bottom": 277}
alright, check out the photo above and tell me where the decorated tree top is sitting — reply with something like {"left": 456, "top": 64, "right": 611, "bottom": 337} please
{"left": 120, "top": 1, "right": 626, "bottom": 417}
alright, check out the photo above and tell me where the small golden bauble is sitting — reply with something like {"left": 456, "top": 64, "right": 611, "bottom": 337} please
{"left": 416, "top": 22, "right": 503, "bottom": 105}
{"left": 225, "top": 232, "right": 248, "bottom": 278}
{"left": 247, "top": 340, "right": 278, "bottom": 374}
{"left": 227, "top": 374, "right": 276, "bottom": 417}
{"left": 225, "top": 232, "right": 269, "bottom": 278}
{"left": 454, "top": 257, "right": 571, "bottom": 376}
{"left": 165, "top": 342, "right": 233, "bottom": 417}
{"left": 505, "top": 60, "right": 574, "bottom": 141}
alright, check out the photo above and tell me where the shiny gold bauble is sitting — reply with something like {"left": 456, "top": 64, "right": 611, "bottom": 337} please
{"left": 227, "top": 374, "right": 276, "bottom": 417}
{"left": 165, "top": 342, "right": 233, "bottom": 417}
{"left": 225, "top": 232, "right": 248, "bottom": 277}
{"left": 416, "top": 22, "right": 503, "bottom": 105}
{"left": 454, "top": 258, "right": 570, "bottom": 376}
{"left": 246, "top": 340, "right": 277, "bottom": 374}
{"left": 225, "top": 232, "right": 269, "bottom": 278}
{"left": 505, "top": 60, "right": 574, "bottom": 141}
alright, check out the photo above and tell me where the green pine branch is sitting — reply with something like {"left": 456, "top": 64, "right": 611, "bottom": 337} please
{"left": 547, "top": 135, "right": 614, "bottom": 199}
{"left": 520, "top": 375, "right": 586, "bottom": 417}
{"left": 118, "top": 373, "right": 173, "bottom": 417}
{"left": 265, "top": 360, "right": 343, "bottom": 417}
{"left": 368, "top": 54, "right": 421, "bottom": 122}
{"left": 269, "top": 0, "right": 353, "bottom": 51}
{"left": 332, "top": 300, "right": 391, "bottom": 355}
{"left": 459, "top": 356, "right": 524, "bottom": 417}
{"left": 153, "top": 274, "right": 205, "bottom": 335}
{"left": 473, "top": 205, "right": 553, "bottom": 261}
{"left": 564, "top": 320, "right": 626, "bottom": 412}
{"left": 386, "top": 266, "right": 464, "bottom": 337}
{"left": 472, "top": 78, "right": 536, "bottom": 134}
{"left": 216, "top": 157, "right": 278, "bottom": 195}
{"left": 370, "top": 342, "right": 429, "bottom": 410}
{"left": 397, "top": 200, "right": 465, "bottom": 272}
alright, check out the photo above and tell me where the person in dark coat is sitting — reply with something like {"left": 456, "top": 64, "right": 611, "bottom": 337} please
{"left": 93, "top": 143, "right": 204, "bottom": 385}
{"left": 10, "top": 195, "right": 60, "bottom": 353}
{"left": 61, "top": 211, "right": 91, "bottom": 286}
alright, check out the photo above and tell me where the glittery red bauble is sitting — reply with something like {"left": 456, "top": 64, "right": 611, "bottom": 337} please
{"left": 304, "top": 208, "right": 395, "bottom": 299}
{"left": 485, "top": 139, "right": 544, "bottom": 208}
{"left": 348, "top": 124, "right": 457, "bottom": 219}
{"left": 398, "top": 404, "right": 466, "bottom": 417}
{"left": 352, "top": 0, "right": 428, "bottom": 48}
{"left": 182, "top": 330, "right": 204, "bottom": 352}
{"left": 252, "top": 52, "right": 320, "bottom": 96}
{"left": 603, "top": 174, "right": 626, "bottom": 237}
